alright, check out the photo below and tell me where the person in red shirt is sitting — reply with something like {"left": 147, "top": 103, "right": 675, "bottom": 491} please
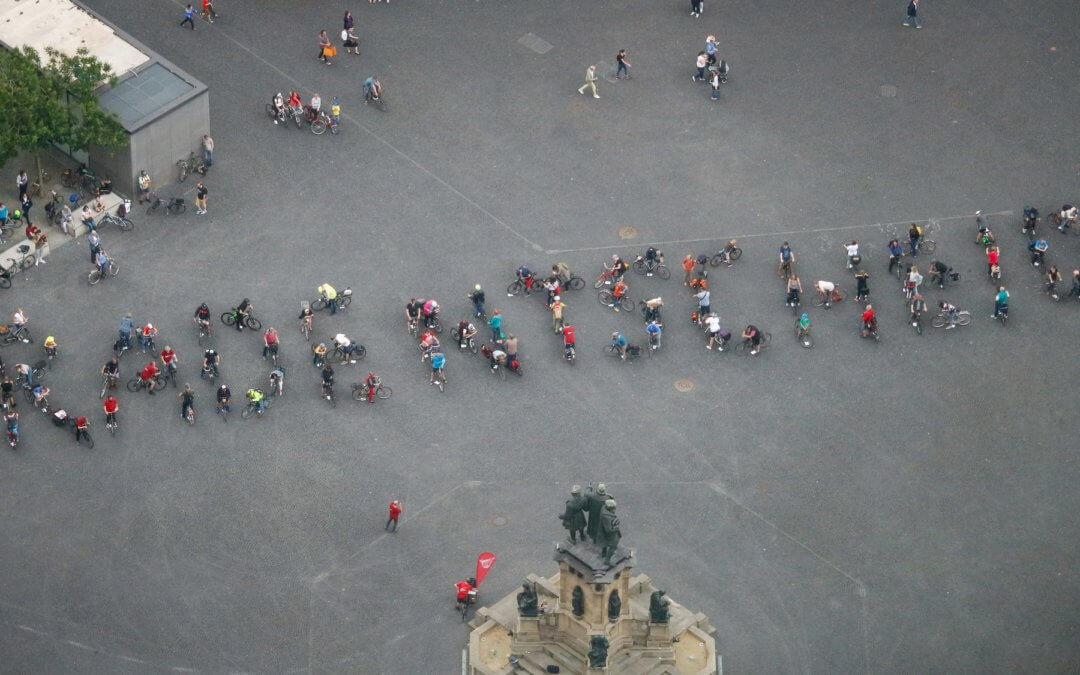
{"left": 985, "top": 245, "right": 999, "bottom": 278}
{"left": 74, "top": 415, "right": 90, "bottom": 445}
{"left": 262, "top": 327, "right": 279, "bottom": 359}
{"left": 160, "top": 345, "right": 178, "bottom": 380}
{"left": 455, "top": 577, "right": 477, "bottom": 610}
{"left": 385, "top": 499, "right": 402, "bottom": 531}
{"left": 860, "top": 304, "right": 877, "bottom": 338}
{"left": 140, "top": 361, "right": 159, "bottom": 394}
{"left": 103, "top": 396, "right": 119, "bottom": 427}
{"left": 364, "top": 373, "right": 381, "bottom": 403}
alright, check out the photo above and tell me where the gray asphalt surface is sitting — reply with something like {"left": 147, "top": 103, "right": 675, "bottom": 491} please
{"left": 2, "top": 0, "right": 1079, "bottom": 672}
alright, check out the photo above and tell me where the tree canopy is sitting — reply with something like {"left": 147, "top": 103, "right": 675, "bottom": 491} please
{"left": 0, "top": 46, "right": 126, "bottom": 166}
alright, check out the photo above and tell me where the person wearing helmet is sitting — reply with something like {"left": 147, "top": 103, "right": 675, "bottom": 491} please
{"left": 202, "top": 348, "right": 220, "bottom": 378}
{"left": 235, "top": 298, "right": 252, "bottom": 331}
{"left": 139, "top": 323, "right": 158, "bottom": 353}
{"left": 610, "top": 331, "right": 628, "bottom": 359}
{"left": 216, "top": 384, "right": 231, "bottom": 415}
{"left": 421, "top": 299, "right": 440, "bottom": 328}
{"left": 467, "top": 285, "right": 486, "bottom": 318}
{"left": 194, "top": 303, "right": 211, "bottom": 333}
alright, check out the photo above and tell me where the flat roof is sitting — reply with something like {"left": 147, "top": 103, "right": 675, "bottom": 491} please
{"left": 0, "top": 0, "right": 149, "bottom": 76}
{"left": 98, "top": 62, "right": 195, "bottom": 127}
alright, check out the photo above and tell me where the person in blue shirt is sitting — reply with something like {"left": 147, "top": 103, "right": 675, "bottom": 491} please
{"left": 778, "top": 242, "right": 795, "bottom": 277}
{"left": 117, "top": 313, "right": 134, "bottom": 350}
{"left": 488, "top": 310, "right": 502, "bottom": 342}
{"left": 1028, "top": 239, "right": 1048, "bottom": 267}
{"left": 645, "top": 321, "right": 662, "bottom": 350}
{"left": 0, "top": 202, "right": 7, "bottom": 226}
{"left": 887, "top": 239, "right": 904, "bottom": 276}
{"left": 430, "top": 351, "right": 446, "bottom": 385}
{"left": 611, "top": 331, "right": 628, "bottom": 359}
{"left": 362, "top": 77, "right": 383, "bottom": 104}
{"left": 993, "top": 286, "right": 1009, "bottom": 319}
{"left": 180, "top": 4, "right": 196, "bottom": 30}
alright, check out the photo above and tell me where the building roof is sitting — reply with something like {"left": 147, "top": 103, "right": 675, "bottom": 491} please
{"left": 98, "top": 62, "right": 195, "bottom": 128}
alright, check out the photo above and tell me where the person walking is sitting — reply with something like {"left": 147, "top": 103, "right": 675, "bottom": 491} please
{"left": 343, "top": 10, "right": 354, "bottom": 31}
{"left": 682, "top": 254, "right": 696, "bottom": 286}
{"left": 87, "top": 229, "right": 101, "bottom": 263}
{"left": 692, "top": 51, "right": 707, "bottom": 82}
{"left": 195, "top": 182, "right": 208, "bottom": 215}
{"left": 902, "top": 0, "right": 922, "bottom": 28}
{"left": 201, "top": 0, "right": 218, "bottom": 23}
{"left": 201, "top": 135, "right": 214, "bottom": 168}
{"left": 615, "top": 49, "right": 632, "bottom": 80}
{"left": 690, "top": 0, "right": 703, "bottom": 18}
{"left": 342, "top": 25, "right": 360, "bottom": 54}
{"left": 16, "top": 170, "right": 28, "bottom": 198}
{"left": 318, "top": 30, "right": 333, "bottom": 65}
{"left": 550, "top": 296, "right": 566, "bottom": 333}
{"left": 180, "top": 4, "right": 197, "bottom": 30}
{"left": 705, "top": 35, "right": 718, "bottom": 66}
{"left": 385, "top": 499, "right": 402, "bottom": 532}
{"left": 19, "top": 192, "right": 32, "bottom": 226}
{"left": 136, "top": 170, "right": 152, "bottom": 203}
{"left": 577, "top": 65, "right": 600, "bottom": 99}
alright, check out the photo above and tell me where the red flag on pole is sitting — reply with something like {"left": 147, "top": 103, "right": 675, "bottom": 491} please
{"left": 475, "top": 551, "right": 496, "bottom": 586}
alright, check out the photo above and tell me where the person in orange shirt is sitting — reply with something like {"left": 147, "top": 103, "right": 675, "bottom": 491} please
{"left": 682, "top": 255, "right": 695, "bottom": 286}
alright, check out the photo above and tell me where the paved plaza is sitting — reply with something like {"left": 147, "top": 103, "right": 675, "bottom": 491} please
{"left": 1, "top": 0, "right": 1079, "bottom": 672}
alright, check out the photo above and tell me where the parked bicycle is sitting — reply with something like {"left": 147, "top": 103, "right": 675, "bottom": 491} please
{"left": 3, "top": 243, "right": 37, "bottom": 272}
{"left": 100, "top": 201, "right": 134, "bottom": 231}
{"left": 177, "top": 151, "right": 207, "bottom": 183}
{"left": 145, "top": 193, "right": 186, "bottom": 216}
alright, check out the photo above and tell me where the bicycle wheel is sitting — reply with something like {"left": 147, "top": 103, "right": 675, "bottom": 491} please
{"left": 376, "top": 385, "right": 391, "bottom": 399}
{"left": 311, "top": 298, "right": 327, "bottom": 311}
{"left": 619, "top": 295, "right": 634, "bottom": 311}
{"left": 265, "top": 103, "right": 276, "bottom": 119}
{"left": 0, "top": 275, "right": 9, "bottom": 289}
{"left": 603, "top": 344, "right": 619, "bottom": 357}
{"left": 125, "top": 378, "right": 141, "bottom": 393}
{"left": 87, "top": 269, "right": 101, "bottom": 285}
{"left": 146, "top": 202, "right": 160, "bottom": 216}
{"left": 177, "top": 161, "right": 188, "bottom": 183}
{"left": 339, "top": 295, "right": 352, "bottom": 309}
{"left": 118, "top": 218, "right": 133, "bottom": 231}
{"left": 241, "top": 405, "right": 253, "bottom": 419}
{"left": 655, "top": 264, "right": 671, "bottom": 280}
{"left": 311, "top": 119, "right": 327, "bottom": 135}
{"left": 930, "top": 314, "right": 946, "bottom": 328}
{"left": 593, "top": 274, "right": 607, "bottom": 289}
{"left": 351, "top": 386, "right": 366, "bottom": 401}
{"left": 430, "top": 317, "right": 442, "bottom": 334}
{"left": 566, "top": 276, "right": 585, "bottom": 290}
{"left": 82, "top": 432, "right": 94, "bottom": 449}
{"left": 955, "top": 312, "right": 972, "bottom": 326}
{"left": 19, "top": 256, "right": 35, "bottom": 270}
{"left": 728, "top": 248, "right": 743, "bottom": 261}
{"left": 108, "top": 262, "right": 119, "bottom": 277}
{"left": 921, "top": 239, "right": 937, "bottom": 253}
{"left": 762, "top": 332, "right": 772, "bottom": 345}
{"left": 468, "top": 338, "right": 478, "bottom": 354}
{"left": 221, "top": 312, "right": 235, "bottom": 326}
{"left": 597, "top": 290, "right": 614, "bottom": 307}
{"left": 354, "top": 345, "right": 367, "bottom": 360}
{"left": 734, "top": 339, "right": 749, "bottom": 354}
{"left": 450, "top": 328, "right": 461, "bottom": 341}
{"left": 506, "top": 280, "right": 524, "bottom": 296}
{"left": 300, "top": 322, "right": 311, "bottom": 341}
{"left": 61, "top": 170, "right": 75, "bottom": 188}
{"left": 173, "top": 202, "right": 187, "bottom": 214}
{"left": 631, "top": 259, "right": 646, "bottom": 275}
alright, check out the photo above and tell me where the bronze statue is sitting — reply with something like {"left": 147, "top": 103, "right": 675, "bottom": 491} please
{"left": 649, "top": 590, "right": 670, "bottom": 623}
{"left": 516, "top": 582, "right": 538, "bottom": 617}
{"left": 583, "top": 483, "right": 611, "bottom": 542}
{"left": 588, "top": 635, "right": 609, "bottom": 668}
{"left": 571, "top": 586, "right": 584, "bottom": 617}
{"left": 598, "top": 499, "right": 622, "bottom": 565}
{"left": 608, "top": 589, "right": 621, "bottom": 620}
{"left": 558, "top": 485, "right": 587, "bottom": 543}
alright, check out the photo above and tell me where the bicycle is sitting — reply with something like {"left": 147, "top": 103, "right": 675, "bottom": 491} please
{"left": 991, "top": 306, "right": 1009, "bottom": 326}
{"left": 631, "top": 256, "right": 670, "bottom": 279}
{"left": 184, "top": 405, "right": 195, "bottom": 426}
{"left": 195, "top": 320, "right": 212, "bottom": 345}
{"left": 911, "top": 237, "right": 936, "bottom": 254}
{"left": 812, "top": 288, "right": 845, "bottom": 308}
{"left": 145, "top": 193, "right": 186, "bottom": 216}
{"left": 265, "top": 103, "right": 289, "bottom": 125}
{"left": 332, "top": 344, "right": 366, "bottom": 363}
{"left": 407, "top": 317, "right": 419, "bottom": 338}
{"left": 311, "top": 288, "right": 352, "bottom": 311}
{"left": 1, "top": 323, "right": 32, "bottom": 346}
{"left": 100, "top": 207, "right": 134, "bottom": 232}
{"left": 43, "top": 344, "right": 57, "bottom": 369}
{"left": 794, "top": 320, "right": 813, "bottom": 348}
{"left": 430, "top": 368, "right": 446, "bottom": 392}
{"left": 177, "top": 151, "right": 206, "bottom": 183}
{"left": 61, "top": 165, "right": 95, "bottom": 195}
{"left": 450, "top": 327, "right": 479, "bottom": 354}
{"left": 352, "top": 381, "right": 391, "bottom": 402}
{"left": 310, "top": 111, "right": 340, "bottom": 135}
{"left": 560, "top": 275, "right": 586, "bottom": 291}
{"left": 604, "top": 343, "right": 642, "bottom": 361}
{"left": 777, "top": 259, "right": 796, "bottom": 280}
{"left": 594, "top": 266, "right": 618, "bottom": 288}
{"left": 930, "top": 310, "right": 972, "bottom": 329}
{"left": 299, "top": 315, "right": 313, "bottom": 341}
{"left": 506, "top": 277, "right": 538, "bottom": 297}
{"left": 126, "top": 374, "right": 164, "bottom": 393}
{"left": 597, "top": 289, "right": 633, "bottom": 312}
{"left": 71, "top": 422, "right": 94, "bottom": 448}
{"left": 710, "top": 245, "right": 743, "bottom": 267}
{"left": 321, "top": 382, "right": 337, "bottom": 408}
{"left": 105, "top": 416, "right": 118, "bottom": 436}
{"left": 221, "top": 308, "right": 262, "bottom": 331}
{"left": 423, "top": 316, "right": 443, "bottom": 334}
{"left": 241, "top": 395, "right": 272, "bottom": 419}
{"left": 4, "top": 244, "right": 37, "bottom": 272}
{"left": 87, "top": 260, "right": 120, "bottom": 285}
{"left": 100, "top": 373, "right": 118, "bottom": 399}
{"left": 216, "top": 401, "right": 230, "bottom": 423}
{"left": 734, "top": 332, "right": 772, "bottom": 355}
{"left": 15, "top": 362, "right": 46, "bottom": 389}
{"left": 27, "top": 170, "right": 50, "bottom": 198}
{"left": 639, "top": 301, "right": 664, "bottom": 324}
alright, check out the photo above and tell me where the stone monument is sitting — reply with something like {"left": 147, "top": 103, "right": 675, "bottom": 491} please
{"left": 466, "top": 483, "right": 719, "bottom": 674}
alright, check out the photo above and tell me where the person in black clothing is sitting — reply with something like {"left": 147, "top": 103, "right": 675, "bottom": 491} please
{"left": 928, "top": 260, "right": 951, "bottom": 289}
{"left": 468, "top": 285, "right": 486, "bottom": 318}
{"left": 234, "top": 298, "right": 251, "bottom": 332}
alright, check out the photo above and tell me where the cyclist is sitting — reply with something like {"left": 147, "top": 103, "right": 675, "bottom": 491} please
{"left": 937, "top": 300, "right": 960, "bottom": 329}
{"left": 139, "top": 361, "right": 159, "bottom": 394}
{"left": 269, "top": 366, "right": 285, "bottom": 397}
{"left": 985, "top": 245, "right": 1000, "bottom": 278}
{"left": 312, "top": 342, "right": 329, "bottom": 367}
{"left": 429, "top": 350, "right": 446, "bottom": 385}
{"left": 516, "top": 265, "right": 534, "bottom": 294}
{"left": 1028, "top": 238, "right": 1048, "bottom": 267}
{"left": 216, "top": 384, "right": 231, "bottom": 414}
{"left": 611, "top": 331, "right": 628, "bottom": 359}
{"left": 307, "top": 93, "right": 321, "bottom": 122}
{"left": 928, "top": 259, "right": 951, "bottom": 289}
{"left": 455, "top": 320, "right": 477, "bottom": 349}
{"left": 320, "top": 362, "right": 335, "bottom": 396}
{"left": 94, "top": 249, "right": 110, "bottom": 278}
{"left": 887, "top": 239, "right": 904, "bottom": 276}
{"left": 271, "top": 92, "right": 285, "bottom": 122}
{"left": 909, "top": 292, "right": 926, "bottom": 327}
{"left": 488, "top": 310, "right": 502, "bottom": 342}
{"left": 974, "top": 218, "right": 995, "bottom": 246}
{"left": 43, "top": 335, "right": 58, "bottom": 359}
{"left": 694, "top": 286, "right": 711, "bottom": 319}
{"left": 904, "top": 266, "right": 923, "bottom": 299}
{"left": 159, "top": 345, "right": 178, "bottom": 380}
{"left": 642, "top": 297, "right": 663, "bottom": 323}
{"left": 742, "top": 325, "right": 765, "bottom": 355}
{"left": 704, "top": 313, "right": 724, "bottom": 350}
{"left": 854, "top": 268, "right": 870, "bottom": 301}
{"left": 455, "top": 578, "right": 476, "bottom": 613}
{"left": 73, "top": 414, "right": 90, "bottom": 445}
{"left": 552, "top": 261, "right": 572, "bottom": 286}
{"left": 467, "top": 284, "right": 486, "bottom": 318}
{"left": 421, "top": 299, "right": 440, "bottom": 328}
{"left": 298, "top": 305, "right": 315, "bottom": 336}
{"left": 201, "top": 348, "right": 220, "bottom": 379}
{"left": 550, "top": 296, "right": 567, "bottom": 333}
{"left": 643, "top": 246, "right": 665, "bottom": 268}
{"left": 1057, "top": 204, "right": 1077, "bottom": 233}
{"left": 646, "top": 319, "right": 663, "bottom": 349}
{"left": 405, "top": 298, "right": 423, "bottom": 330}
{"left": 362, "top": 76, "right": 383, "bottom": 103}
{"left": 1045, "top": 265, "right": 1063, "bottom": 299}
{"left": 814, "top": 280, "right": 838, "bottom": 307}
{"left": 103, "top": 395, "right": 118, "bottom": 428}
{"left": 612, "top": 255, "right": 629, "bottom": 283}
{"left": 263, "top": 327, "right": 280, "bottom": 359}
{"left": 716, "top": 239, "right": 739, "bottom": 266}
{"left": 179, "top": 384, "right": 195, "bottom": 421}
{"left": 561, "top": 325, "right": 576, "bottom": 359}
{"left": 992, "top": 286, "right": 1009, "bottom": 319}
{"left": 1, "top": 375, "right": 15, "bottom": 410}
{"left": 194, "top": 303, "right": 211, "bottom": 334}
{"left": 318, "top": 283, "right": 338, "bottom": 314}
{"left": 504, "top": 334, "right": 519, "bottom": 364}
{"left": 362, "top": 372, "right": 381, "bottom": 402}
{"left": 542, "top": 276, "right": 560, "bottom": 307}
{"left": 12, "top": 307, "right": 29, "bottom": 342}
{"left": 778, "top": 242, "right": 795, "bottom": 277}
{"left": 844, "top": 240, "right": 860, "bottom": 269}
{"left": 908, "top": 223, "right": 922, "bottom": 256}
{"left": 487, "top": 344, "right": 507, "bottom": 372}
{"left": 860, "top": 305, "right": 878, "bottom": 338}
{"left": 1021, "top": 206, "right": 1039, "bottom": 237}
{"left": 330, "top": 97, "right": 341, "bottom": 126}
{"left": 5, "top": 409, "right": 18, "bottom": 445}
{"left": 32, "top": 383, "right": 50, "bottom": 409}
{"left": 786, "top": 276, "right": 803, "bottom": 307}
{"left": 234, "top": 298, "right": 252, "bottom": 331}
{"left": 15, "top": 362, "right": 35, "bottom": 389}
{"left": 419, "top": 329, "right": 440, "bottom": 360}
{"left": 139, "top": 323, "right": 158, "bottom": 352}
{"left": 333, "top": 332, "right": 358, "bottom": 363}
{"left": 246, "top": 387, "right": 266, "bottom": 415}
{"left": 796, "top": 312, "right": 811, "bottom": 341}
{"left": 609, "top": 278, "right": 629, "bottom": 312}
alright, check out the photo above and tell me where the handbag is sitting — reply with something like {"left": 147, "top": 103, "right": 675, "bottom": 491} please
{"left": 323, "top": 45, "right": 337, "bottom": 58}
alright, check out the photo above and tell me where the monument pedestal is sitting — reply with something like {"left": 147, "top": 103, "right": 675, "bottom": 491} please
{"left": 647, "top": 621, "right": 672, "bottom": 648}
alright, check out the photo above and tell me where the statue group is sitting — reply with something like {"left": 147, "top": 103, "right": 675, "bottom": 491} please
{"left": 558, "top": 483, "right": 623, "bottom": 566}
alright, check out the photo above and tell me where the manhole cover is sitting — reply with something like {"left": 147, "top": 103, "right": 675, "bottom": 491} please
{"left": 489, "top": 514, "right": 510, "bottom": 527}
{"left": 880, "top": 85, "right": 897, "bottom": 98}
{"left": 618, "top": 226, "right": 639, "bottom": 240}
{"left": 674, "top": 379, "right": 694, "bottom": 392}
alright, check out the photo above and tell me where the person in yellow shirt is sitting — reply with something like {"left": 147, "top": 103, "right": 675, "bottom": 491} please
{"left": 318, "top": 283, "right": 338, "bottom": 314}
{"left": 550, "top": 296, "right": 566, "bottom": 333}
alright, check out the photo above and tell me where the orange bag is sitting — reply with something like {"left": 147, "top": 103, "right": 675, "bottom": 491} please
{"left": 323, "top": 45, "right": 337, "bottom": 58}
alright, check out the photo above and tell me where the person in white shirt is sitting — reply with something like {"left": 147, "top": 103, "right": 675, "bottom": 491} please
{"left": 704, "top": 314, "right": 725, "bottom": 350}
{"left": 845, "top": 240, "right": 860, "bottom": 268}
{"left": 333, "top": 333, "right": 356, "bottom": 362}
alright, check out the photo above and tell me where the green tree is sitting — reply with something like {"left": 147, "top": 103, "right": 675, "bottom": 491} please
{"left": 0, "top": 46, "right": 126, "bottom": 180}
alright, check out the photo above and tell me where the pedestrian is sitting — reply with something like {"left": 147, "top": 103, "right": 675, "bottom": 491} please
{"left": 692, "top": 51, "right": 707, "bottom": 82}
{"left": 550, "top": 296, "right": 566, "bottom": 333}
{"left": 902, "top": 0, "right": 921, "bottom": 28}
{"left": 19, "top": 193, "right": 31, "bottom": 225}
{"left": 87, "top": 229, "right": 101, "bottom": 262}
{"left": 488, "top": 309, "right": 502, "bottom": 342}
{"left": 615, "top": 49, "right": 631, "bottom": 80}
{"left": 342, "top": 25, "right": 360, "bottom": 54}
{"left": 343, "top": 10, "right": 354, "bottom": 31}
{"left": 137, "top": 170, "right": 151, "bottom": 203}
{"left": 16, "top": 169, "right": 28, "bottom": 198}
{"left": 577, "top": 65, "right": 600, "bottom": 99}
{"left": 709, "top": 68, "right": 722, "bottom": 101}
{"left": 690, "top": 0, "right": 703, "bottom": 18}
{"left": 194, "top": 182, "right": 208, "bottom": 215}
{"left": 682, "top": 254, "right": 696, "bottom": 286}
{"left": 705, "top": 35, "right": 718, "bottom": 66}
{"left": 201, "top": 134, "right": 214, "bottom": 168}
{"left": 318, "top": 30, "right": 334, "bottom": 65}
{"left": 180, "top": 4, "right": 196, "bottom": 30}
{"left": 385, "top": 499, "right": 402, "bottom": 532}
{"left": 201, "top": 0, "right": 218, "bottom": 23}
